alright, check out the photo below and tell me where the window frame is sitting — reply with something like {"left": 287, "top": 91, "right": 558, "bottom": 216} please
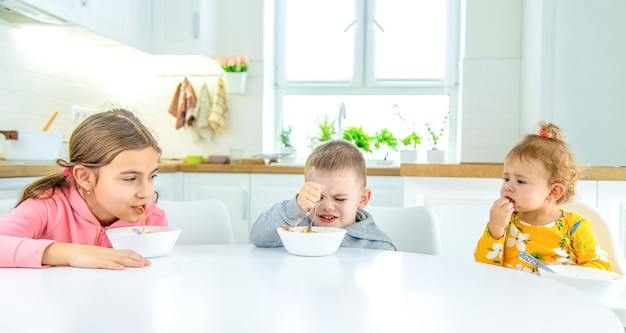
{"left": 273, "top": 0, "right": 461, "bottom": 161}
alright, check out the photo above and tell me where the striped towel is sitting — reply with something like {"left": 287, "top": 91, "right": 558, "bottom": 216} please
{"left": 189, "top": 82, "right": 213, "bottom": 142}
{"left": 209, "top": 76, "right": 229, "bottom": 134}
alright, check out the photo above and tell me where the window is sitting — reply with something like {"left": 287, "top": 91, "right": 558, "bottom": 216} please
{"left": 274, "top": 0, "right": 459, "bottom": 162}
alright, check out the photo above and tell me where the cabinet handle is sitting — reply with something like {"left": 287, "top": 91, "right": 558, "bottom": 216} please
{"left": 192, "top": 12, "right": 199, "bottom": 39}
{"left": 241, "top": 191, "right": 248, "bottom": 220}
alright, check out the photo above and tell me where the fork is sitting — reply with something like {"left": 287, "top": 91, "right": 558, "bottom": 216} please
{"left": 305, "top": 167, "right": 316, "bottom": 233}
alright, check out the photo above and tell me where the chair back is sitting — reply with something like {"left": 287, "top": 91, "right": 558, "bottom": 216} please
{"left": 366, "top": 205, "right": 441, "bottom": 255}
{"left": 560, "top": 201, "right": 626, "bottom": 275}
{"left": 157, "top": 199, "right": 234, "bottom": 245}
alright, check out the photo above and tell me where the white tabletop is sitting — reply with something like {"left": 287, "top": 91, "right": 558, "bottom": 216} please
{"left": 0, "top": 245, "right": 622, "bottom": 333}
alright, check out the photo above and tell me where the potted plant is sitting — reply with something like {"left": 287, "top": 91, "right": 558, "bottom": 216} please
{"left": 342, "top": 126, "right": 374, "bottom": 153}
{"left": 425, "top": 114, "right": 448, "bottom": 163}
{"left": 400, "top": 132, "right": 421, "bottom": 163}
{"left": 278, "top": 126, "right": 296, "bottom": 157}
{"left": 215, "top": 54, "right": 249, "bottom": 93}
{"left": 374, "top": 128, "right": 398, "bottom": 163}
{"left": 314, "top": 115, "right": 337, "bottom": 143}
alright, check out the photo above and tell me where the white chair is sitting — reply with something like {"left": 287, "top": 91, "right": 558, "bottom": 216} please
{"left": 366, "top": 205, "right": 441, "bottom": 255}
{"left": 157, "top": 199, "right": 234, "bottom": 245}
{"left": 560, "top": 201, "right": 626, "bottom": 275}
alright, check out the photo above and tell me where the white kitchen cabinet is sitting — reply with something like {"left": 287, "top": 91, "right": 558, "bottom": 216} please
{"left": 154, "top": 171, "right": 184, "bottom": 201}
{"left": 151, "top": 0, "right": 217, "bottom": 56}
{"left": 30, "top": 0, "right": 151, "bottom": 51}
{"left": 182, "top": 173, "right": 250, "bottom": 245}
{"left": 0, "top": 176, "right": 40, "bottom": 217}
{"left": 597, "top": 181, "right": 626, "bottom": 257}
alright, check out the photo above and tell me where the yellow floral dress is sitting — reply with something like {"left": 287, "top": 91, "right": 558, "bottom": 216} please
{"left": 474, "top": 210, "right": 611, "bottom": 273}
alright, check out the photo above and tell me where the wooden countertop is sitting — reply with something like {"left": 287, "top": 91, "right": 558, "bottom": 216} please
{"left": 2, "top": 162, "right": 626, "bottom": 180}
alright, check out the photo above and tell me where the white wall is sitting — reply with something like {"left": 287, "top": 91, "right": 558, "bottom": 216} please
{"left": 1, "top": 0, "right": 624, "bottom": 166}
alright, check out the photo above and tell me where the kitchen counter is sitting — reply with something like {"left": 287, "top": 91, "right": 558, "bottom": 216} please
{"left": 2, "top": 162, "right": 626, "bottom": 180}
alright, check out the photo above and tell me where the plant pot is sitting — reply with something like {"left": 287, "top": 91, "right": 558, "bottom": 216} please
{"left": 280, "top": 147, "right": 297, "bottom": 162}
{"left": 400, "top": 150, "right": 418, "bottom": 164}
{"left": 426, "top": 149, "right": 445, "bottom": 164}
{"left": 225, "top": 72, "right": 247, "bottom": 94}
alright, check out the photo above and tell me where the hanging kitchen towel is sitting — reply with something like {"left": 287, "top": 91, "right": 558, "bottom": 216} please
{"left": 189, "top": 82, "right": 213, "bottom": 142}
{"left": 167, "top": 77, "right": 197, "bottom": 130}
{"left": 209, "top": 76, "right": 229, "bottom": 135}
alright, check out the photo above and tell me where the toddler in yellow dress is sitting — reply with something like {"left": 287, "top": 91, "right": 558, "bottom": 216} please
{"left": 474, "top": 122, "right": 611, "bottom": 273}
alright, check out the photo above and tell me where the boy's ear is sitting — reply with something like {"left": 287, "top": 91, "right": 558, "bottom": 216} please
{"left": 358, "top": 188, "right": 372, "bottom": 209}
{"left": 73, "top": 165, "right": 95, "bottom": 191}
{"left": 549, "top": 183, "right": 566, "bottom": 203}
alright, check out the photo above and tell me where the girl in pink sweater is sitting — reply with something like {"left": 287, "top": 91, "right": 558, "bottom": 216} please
{"left": 0, "top": 109, "right": 167, "bottom": 269}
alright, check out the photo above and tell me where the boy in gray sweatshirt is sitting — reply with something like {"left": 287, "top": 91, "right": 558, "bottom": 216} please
{"left": 250, "top": 140, "right": 395, "bottom": 250}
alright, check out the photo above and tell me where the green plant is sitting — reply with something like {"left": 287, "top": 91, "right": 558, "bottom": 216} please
{"left": 425, "top": 114, "right": 449, "bottom": 149}
{"left": 342, "top": 126, "right": 374, "bottom": 153}
{"left": 374, "top": 128, "right": 399, "bottom": 151}
{"left": 279, "top": 126, "right": 294, "bottom": 148}
{"left": 401, "top": 132, "right": 422, "bottom": 150}
{"left": 314, "top": 115, "right": 337, "bottom": 142}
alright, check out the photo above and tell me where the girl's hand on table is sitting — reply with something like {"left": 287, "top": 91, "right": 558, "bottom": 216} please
{"left": 43, "top": 243, "right": 151, "bottom": 270}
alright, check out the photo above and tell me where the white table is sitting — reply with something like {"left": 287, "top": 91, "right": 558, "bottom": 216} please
{"left": 0, "top": 245, "right": 622, "bottom": 333}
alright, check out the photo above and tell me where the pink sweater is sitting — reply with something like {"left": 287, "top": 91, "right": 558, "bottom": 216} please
{"left": 0, "top": 184, "right": 167, "bottom": 268}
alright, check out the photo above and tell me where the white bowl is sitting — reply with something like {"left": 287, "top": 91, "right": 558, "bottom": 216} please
{"left": 276, "top": 226, "right": 347, "bottom": 257}
{"left": 538, "top": 265, "right": 625, "bottom": 304}
{"left": 106, "top": 226, "right": 181, "bottom": 258}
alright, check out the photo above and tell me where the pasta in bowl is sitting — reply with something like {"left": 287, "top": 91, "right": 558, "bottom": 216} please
{"left": 276, "top": 226, "right": 346, "bottom": 257}
{"left": 106, "top": 226, "right": 181, "bottom": 258}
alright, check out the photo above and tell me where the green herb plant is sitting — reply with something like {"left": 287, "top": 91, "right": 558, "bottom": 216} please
{"left": 342, "top": 126, "right": 374, "bottom": 153}
{"left": 279, "top": 126, "right": 294, "bottom": 148}
{"left": 374, "top": 128, "right": 399, "bottom": 160}
{"left": 314, "top": 115, "right": 337, "bottom": 142}
{"left": 425, "top": 114, "right": 449, "bottom": 150}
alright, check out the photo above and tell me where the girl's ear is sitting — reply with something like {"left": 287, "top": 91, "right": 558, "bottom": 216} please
{"left": 73, "top": 165, "right": 95, "bottom": 192}
{"left": 549, "top": 183, "right": 566, "bottom": 203}
{"left": 358, "top": 188, "right": 372, "bottom": 209}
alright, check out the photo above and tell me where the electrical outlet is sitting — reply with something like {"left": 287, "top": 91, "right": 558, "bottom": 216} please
{"left": 71, "top": 106, "right": 98, "bottom": 124}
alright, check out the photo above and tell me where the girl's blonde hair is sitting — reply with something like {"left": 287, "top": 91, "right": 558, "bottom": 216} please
{"left": 505, "top": 121, "right": 581, "bottom": 204}
{"left": 305, "top": 140, "right": 367, "bottom": 188}
{"left": 17, "top": 109, "right": 161, "bottom": 206}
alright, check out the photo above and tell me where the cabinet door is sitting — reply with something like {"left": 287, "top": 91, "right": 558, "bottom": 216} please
{"left": 249, "top": 174, "right": 302, "bottom": 228}
{"left": 151, "top": 0, "right": 217, "bottom": 55}
{"left": 154, "top": 172, "right": 184, "bottom": 201}
{"left": 183, "top": 173, "right": 250, "bottom": 244}
{"left": 35, "top": 0, "right": 81, "bottom": 23}
{"left": 597, "top": 181, "right": 626, "bottom": 257}
{"left": 367, "top": 175, "right": 403, "bottom": 207}
{"left": 0, "top": 177, "right": 40, "bottom": 217}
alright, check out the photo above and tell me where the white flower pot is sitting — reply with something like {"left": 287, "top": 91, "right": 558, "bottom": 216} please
{"left": 426, "top": 149, "right": 446, "bottom": 163}
{"left": 225, "top": 72, "right": 247, "bottom": 94}
{"left": 399, "top": 150, "right": 419, "bottom": 164}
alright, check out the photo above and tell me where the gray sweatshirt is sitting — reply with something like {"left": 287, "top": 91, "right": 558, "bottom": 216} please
{"left": 249, "top": 196, "right": 396, "bottom": 251}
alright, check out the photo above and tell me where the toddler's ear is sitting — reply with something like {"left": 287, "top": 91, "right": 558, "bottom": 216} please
{"left": 358, "top": 188, "right": 372, "bottom": 209}
{"left": 549, "top": 183, "right": 566, "bottom": 202}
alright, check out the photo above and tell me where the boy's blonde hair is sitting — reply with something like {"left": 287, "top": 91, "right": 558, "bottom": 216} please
{"left": 305, "top": 140, "right": 367, "bottom": 188}
{"left": 505, "top": 121, "right": 581, "bottom": 204}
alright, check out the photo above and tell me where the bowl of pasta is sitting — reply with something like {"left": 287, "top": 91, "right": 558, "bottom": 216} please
{"left": 106, "top": 226, "right": 181, "bottom": 258}
{"left": 276, "top": 226, "right": 346, "bottom": 257}
{"left": 538, "top": 265, "right": 625, "bottom": 304}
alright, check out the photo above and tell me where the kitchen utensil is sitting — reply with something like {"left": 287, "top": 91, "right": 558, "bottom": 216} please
{"left": 0, "top": 130, "right": 64, "bottom": 162}
{"left": 42, "top": 111, "right": 59, "bottom": 131}
{"left": 518, "top": 251, "right": 556, "bottom": 273}
{"left": 305, "top": 167, "right": 316, "bottom": 233}
{"left": 132, "top": 228, "right": 142, "bottom": 235}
